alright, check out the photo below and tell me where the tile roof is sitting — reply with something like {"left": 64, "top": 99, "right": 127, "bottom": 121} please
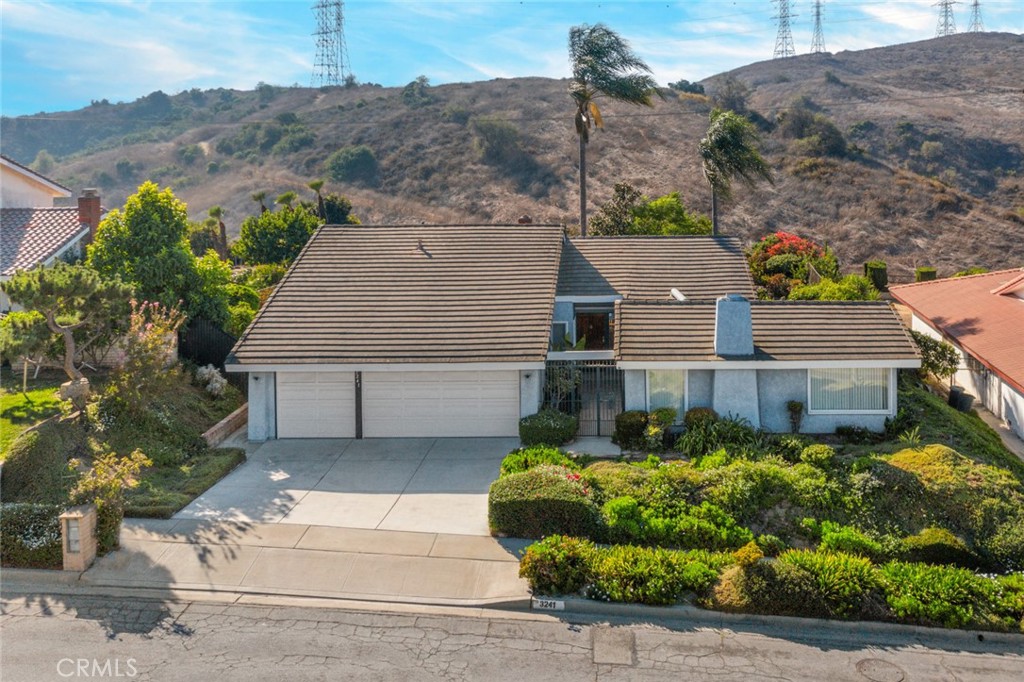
{"left": 1, "top": 208, "right": 89, "bottom": 277}
{"left": 615, "top": 300, "right": 920, "bottom": 364}
{"left": 557, "top": 236, "right": 755, "bottom": 300}
{"left": 890, "top": 269, "right": 1024, "bottom": 394}
{"left": 229, "top": 224, "right": 565, "bottom": 366}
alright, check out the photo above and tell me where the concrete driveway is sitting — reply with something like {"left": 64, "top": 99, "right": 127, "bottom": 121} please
{"left": 174, "top": 438, "right": 517, "bottom": 536}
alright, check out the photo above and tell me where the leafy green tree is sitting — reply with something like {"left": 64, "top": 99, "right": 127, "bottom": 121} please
{"left": 568, "top": 24, "right": 659, "bottom": 235}
{"left": 324, "top": 146, "right": 379, "bottom": 185}
{"left": 30, "top": 149, "right": 56, "bottom": 175}
{"left": 668, "top": 79, "right": 704, "bottom": 95}
{"left": 589, "top": 182, "right": 644, "bottom": 236}
{"left": 0, "top": 311, "right": 56, "bottom": 392}
{"left": 788, "top": 275, "right": 880, "bottom": 301}
{"left": 710, "top": 75, "right": 750, "bottom": 114}
{"left": 320, "top": 193, "right": 360, "bottom": 225}
{"left": 232, "top": 205, "right": 321, "bottom": 265}
{"left": 909, "top": 330, "right": 961, "bottom": 387}
{"left": 589, "top": 183, "right": 710, "bottom": 236}
{"left": 0, "top": 263, "right": 131, "bottom": 393}
{"left": 699, "top": 109, "right": 773, "bottom": 235}
{"left": 208, "top": 206, "right": 227, "bottom": 258}
{"left": 86, "top": 182, "right": 224, "bottom": 322}
{"left": 251, "top": 191, "right": 268, "bottom": 213}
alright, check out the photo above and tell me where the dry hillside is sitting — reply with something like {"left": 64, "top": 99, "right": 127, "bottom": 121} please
{"left": 2, "top": 32, "right": 1022, "bottom": 279}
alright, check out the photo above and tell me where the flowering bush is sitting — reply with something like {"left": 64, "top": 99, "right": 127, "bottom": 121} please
{"left": 488, "top": 464, "right": 601, "bottom": 538}
{"left": 0, "top": 503, "right": 64, "bottom": 568}
{"left": 747, "top": 232, "right": 840, "bottom": 298}
{"left": 107, "top": 299, "right": 187, "bottom": 414}
{"left": 196, "top": 364, "right": 228, "bottom": 397}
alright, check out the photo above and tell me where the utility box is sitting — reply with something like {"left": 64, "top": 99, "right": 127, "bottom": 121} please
{"left": 60, "top": 505, "right": 97, "bottom": 572}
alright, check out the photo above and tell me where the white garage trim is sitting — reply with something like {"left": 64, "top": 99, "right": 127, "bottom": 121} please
{"left": 227, "top": 361, "right": 544, "bottom": 373}
{"left": 276, "top": 371, "right": 356, "bottom": 438}
{"left": 362, "top": 370, "right": 520, "bottom": 438}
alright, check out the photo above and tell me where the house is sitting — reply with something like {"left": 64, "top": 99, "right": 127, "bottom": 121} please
{"left": 0, "top": 154, "right": 103, "bottom": 312}
{"left": 226, "top": 224, "right": 920, "bottom": 441}
{"left": 891, "top": 269, "right": 1024, "bottom": 440}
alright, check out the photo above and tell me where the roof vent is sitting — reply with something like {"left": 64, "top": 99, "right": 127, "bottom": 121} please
{"left": 416, "top": 239, "right": 432, "bottom": 258}
{"left": 670, "top": 288, "right": 686, "bottom": 301}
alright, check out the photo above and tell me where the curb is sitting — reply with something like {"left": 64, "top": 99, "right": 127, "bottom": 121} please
{"left": 529, "top": 595, "right": 1024, "bottom": 650}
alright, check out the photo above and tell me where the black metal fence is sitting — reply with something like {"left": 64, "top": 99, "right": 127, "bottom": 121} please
{"left": 178, "top": 318, "right": 246, "bottom": 394}
{"left": 544, "top": 360, "right": 623, "bottom": 437}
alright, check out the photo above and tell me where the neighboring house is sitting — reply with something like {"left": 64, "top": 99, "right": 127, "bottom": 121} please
{"left": 226, "top": 224, "right": 920, "bottom": 441}
{"left": 0, "top": 154, "right": 103, "bottom": 312}
{"left": 891, "top": 269, "right": 1024, "bottom": 440}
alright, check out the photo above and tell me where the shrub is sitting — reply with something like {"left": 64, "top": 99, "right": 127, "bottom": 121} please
{"left": 880, "top": 561, "right": 996, "bottom": 628}
{"left": 908, "top": 330, "right": 960, "bottom": 386}
{"left": 900, "top": 527, "right": 978, "bottom": 568}
{"left": 519, "top": 409, "right": 577, "bottom": 446}
{"left": 864, "top": 260, "right": 888, "bottom": 291}
{"left": 488, "top": 465, "right": 600, "bottom": 539}
{"left": 786, "top": 400, "right": 804, "bottom": 434}
{"left": 800, "top": 444, "right": 835, "bottom": 468}
{"left": 733, "top": 541, "right": 764, "bottom": 568}
{"left": 518, "top": 535, "right": 596, "bottom": 596}
{"left": 324, "top": 145, "right": 379, "bottom": 185}
{"left": 756, "top": 534, "right": 788, "bottom": 557}
{"left": 712, "top": 561, "right": 830, "bottom": 618}
{"left": 788, "top": 275, "right": 880, "bottom": 301}
{"left": 612, "top": 410, "right": 647, "bottom": 450}
{"left": 818, "top": 521, "right": 885, "bottom": 560}
{"left": 499, "top": 446, "right": 576, "bottom": 477}
{"left": 915, "top": 267, "right": 937, "bottom": 282}
{"left": 0, "top": 421, "right": 85, "bottom": 504}
{"left": 602, "top": 495, "right": 644, "bottom": 544}
{"left": 584, "top": 461, "right": 651, "bottom": 504}
{"left": 590, "top": 545, "right": 719, "bottom": 605}
{"left": 0, "top": 503, "right": 64, "bottom": 569}
{"left": 779, "top": 550, "right": 879, "bottom": 618}
{"left": 684, "top": 407, "right": 719, "bottom": 430}
{"left": 982, "top": 519, "right": 1024, "bottom": 572}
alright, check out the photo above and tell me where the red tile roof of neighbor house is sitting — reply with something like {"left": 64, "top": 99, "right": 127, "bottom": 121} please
{"left": 890, "top": 269, "right": 1024, "bottom": 394}
{"left": 0, "top": 208, "right": 90, "bottom": 277}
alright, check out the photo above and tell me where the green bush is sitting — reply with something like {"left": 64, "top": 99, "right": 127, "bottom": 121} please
{"left": 649, "top": 407, "right": 677, "bottom": 428}
{"left": 0, "top": 503, "right": 64, "bottom": 569}
{"left": 684, "top": 407, "right": 719, "bottom": 429}
{"left": 779, "top": 549, "right": 880, "bottom": 618}
{"left": 880, "top": 560, "right": 996, "bottom": 628}
{"left": 0, "top": 421, "right": 84, "bottom": 504}
{"left": 915, "top": 267, "right": 938, "bottom": 282}
{"left": 818, "top": 521, "right": 885, "bottom": 561}
{"left": 519, "top": 409, "right": 577, "bottom": 446}
{"left": 324, "top": 145, "right": 379, "bottom": 185}
{"left": 518, "top": 535, "right": 596, "bottom": 596}
{"left": 981, "top": 519, "right": 1024, "bottom": 572}
{"left": 602, "top": 496, "right": 645, "bottom": 544}
{"left": 612, "top": 410, "right": 647, "bottom": 450}
{"left": 584, "top": 461, "right": 651, "bottom": 504}
{"left": 800, "top": 444, "right": 835, "bottom": 468}
{"left": 590, "top": 545, "right": 720, "bottom": 605}
{"left": 755, "top": 534, "right": 788, "bottom": 557}
{"left": 864, "top": 260, "right": 888, "bottom": 291}
{"left": 488, "top": 465, "right": 600, "bottom": 539}
{"left": 712, "top": 561, "right": 831, "bottom": 618}
{"left": 602, "top": 496, "right": 753, "bottom": 551}
{"left": 900, "top": 527, "right": 978, "bottom": 568}
{"left": 499, "top": 446, "right": 577, "bottom": 477}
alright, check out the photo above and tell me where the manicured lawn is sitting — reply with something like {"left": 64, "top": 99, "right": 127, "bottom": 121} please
{"left": 0, "top": 369, "right": 65, "bottom": 459}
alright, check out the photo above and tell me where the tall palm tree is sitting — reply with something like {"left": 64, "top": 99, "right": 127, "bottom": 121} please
{"left": 308, "top": 179, "right": 326, "bottom": 220}
{"left": 568, "top": 24, "right": 659, "bottom": 236}
{"left": 208, "top": 206, "right": 227, "bottom": 259}
{"left": 275, "top": 191, "right": 297, "bottom": 211}
{"left": 251, "top": 191, "right": 268, "bottom": 214}
{"left": 699, "top": 109, "right": 773, "bottom": 235}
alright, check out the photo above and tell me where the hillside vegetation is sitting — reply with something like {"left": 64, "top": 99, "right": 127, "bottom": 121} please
{"left": 3, "top": 33, "right": 1022, "bottom": 279}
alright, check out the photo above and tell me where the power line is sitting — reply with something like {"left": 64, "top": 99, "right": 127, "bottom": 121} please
{"left": 311, "top": 1, "right": 350, "bottom": 87}
{"left": 968, "top": 1, "right": 985, "bottom": 32}
{"left": 811, "top": 0, "right": 827, "bottom": 54}
{"left": 934, "top": 0, "right": 958, "bottom": 37}
{"left": 772, "top": 0, "right": 796, "bottom": 59}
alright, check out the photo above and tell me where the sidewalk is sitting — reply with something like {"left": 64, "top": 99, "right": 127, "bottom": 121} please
{"left": 975, "top": 404, "right": 1024, "bottom": 463}
{"left": 3, "top": 518, "right": 532, "bottom": 608}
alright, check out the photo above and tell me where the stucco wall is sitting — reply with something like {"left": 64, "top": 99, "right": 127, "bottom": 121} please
{"left": 520, "top": 369, "right": 542, "bottom": 418}
{"left": 1002, "top": 382, "right": 1024, "bottom": 440}
{"left": 712, "top": 369, "right": 760, "bottom": 428}
{"left": 688, "top": 370, "right": 714, "bottom": 409}
{"left": 757, "top": 369, "right": 806, "bottom": 432}
{"left": 0, "top": 164, "right": 66, "bottom": 208}
{"left": 247, "top": 372, "right": 276, "bottom": 441}
{"left": 623, "top": 370, "right": 646, "bottom": 411}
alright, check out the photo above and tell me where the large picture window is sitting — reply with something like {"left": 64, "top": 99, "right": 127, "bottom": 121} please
{"left": 809, "top": 368, "right": 890, "bottom": 413}
{"left": 647, "top": 370, "right": 686, "bottom": 423}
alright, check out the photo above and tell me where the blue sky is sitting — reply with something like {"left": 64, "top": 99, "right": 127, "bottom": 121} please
{"left": 2, "top": 1, "right": 1021, "bottom": 116}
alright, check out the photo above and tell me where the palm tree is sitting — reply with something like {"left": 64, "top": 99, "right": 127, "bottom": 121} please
{"left": 251, "top": 191, "right": 268, "bottom": 214}
{"left": 568, "top": 24, "right": 659, "bottom": 236}
{"left": 275, "top": 191, "right": 297, "bottom": 211}
{"left": 699, "top": 109, "right": 773, "bottom": 235}
{"left": 208, "top": 206, "right": 227, "bottom": 259}
{"left": 308, "top": 179, "right": 326, "bottom": 220}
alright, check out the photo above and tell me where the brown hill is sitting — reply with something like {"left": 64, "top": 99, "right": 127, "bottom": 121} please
{"left": 3, "top": 32, "right": 1022, "bottom": 280}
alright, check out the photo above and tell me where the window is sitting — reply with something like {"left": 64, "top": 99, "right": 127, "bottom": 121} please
{"left": 809, "top": 368, "right": 890, "bottom": 413}
{"left": 647, "top": 370, "right": 686, "bottom": 423}
{"left": 575, "top": 308, "right": 613, "bottom": 350}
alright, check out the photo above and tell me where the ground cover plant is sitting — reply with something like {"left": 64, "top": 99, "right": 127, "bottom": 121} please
{"left": 498, "top": 375, "right": 1024, "bottom": 631}
{"left": 0, "top": 369, "right": 65, "bottom": 457}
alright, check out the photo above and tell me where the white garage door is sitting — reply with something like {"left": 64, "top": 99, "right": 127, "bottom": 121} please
{"left": 277, "top": 372, "right": 356, "bottom": 438}
{"left": 363, "top": 371, "right": 520, "bottom": 437}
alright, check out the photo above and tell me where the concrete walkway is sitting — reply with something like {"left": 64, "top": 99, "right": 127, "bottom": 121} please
{"left": 976, "top": 404, "right": 1024, "bottom": 463}
{"left": 71, "top": 518, "right": 532, "bottom": 607}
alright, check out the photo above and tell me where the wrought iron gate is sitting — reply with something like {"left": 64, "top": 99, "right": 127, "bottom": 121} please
{"left": 544, "top": 360, "right": 623, "bottom": 437}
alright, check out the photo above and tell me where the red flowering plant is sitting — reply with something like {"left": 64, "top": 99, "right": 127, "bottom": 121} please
{"left": 747, "top": 231, "right": 839, "bottom": 298}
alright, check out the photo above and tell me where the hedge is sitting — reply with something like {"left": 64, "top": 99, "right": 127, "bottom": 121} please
{"left": 0, "top": 420, "right": 84, "bottom": 504}
{"left": 0, "top": 503, "right": 64, "bottom": 569}
{"left": 519, "top": 409, "right": 577, "bottom": 446}
{"left": 499, "top": 446, "right": 577, "bottom": 478}
{"left": 488, "top": 465, "right": 601, "bottom": 538}
{"left": 611, "top": 411, "right": 647, "bottom": 450}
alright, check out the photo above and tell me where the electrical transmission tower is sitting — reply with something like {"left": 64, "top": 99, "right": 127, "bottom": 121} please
{"left": 772, "top": 0, "right": 796, "bottom": 59}
{"left": 810, "top": 0, "right": 826, "bottom": 54}
{"left": 968, "top": 0, "right": 984, "bottom": 32}
{"left": 311, "top": 0, "right": 350, "bottom": 87}
{"left": 934, "top": 0, "right": 958, "bottom": 37}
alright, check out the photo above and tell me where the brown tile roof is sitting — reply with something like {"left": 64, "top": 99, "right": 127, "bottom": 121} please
{"left": 1, "top": 208, "right": 89, "bottom": 276}
{"left": 890, "top": 269, "right": 1024, "bottom": 394}
{"left": 615, "top": 300, "right": 920, "bottom": 364}
{"left": 229, "top": 224, "right": 565, "bottom": 366}
{"left": 557, "top": 236, "right": 755, "bottom": 300}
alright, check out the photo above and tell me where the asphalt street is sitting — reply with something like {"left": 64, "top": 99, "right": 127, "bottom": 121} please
{"left": 2, "top": 593, "right": 1022, "bottom": 681}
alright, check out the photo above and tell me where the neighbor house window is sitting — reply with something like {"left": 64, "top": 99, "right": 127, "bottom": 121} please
{"left": 647, "top": 370, "right": 686, "bottom": 423}
{"left": 809, "top": 368, "right": 890, "bottom": 413}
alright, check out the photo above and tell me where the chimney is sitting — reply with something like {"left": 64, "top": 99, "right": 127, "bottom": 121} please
{"left": 78, "top": 189, "right": 102, "bottom": 244}
{"left": 714, "top": 294, "right": 754, "bottom": 357}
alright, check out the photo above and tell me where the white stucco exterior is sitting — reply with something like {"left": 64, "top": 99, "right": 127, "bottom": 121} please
{"left": 0, "top": 157, "right": 70, "bottom": 208}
